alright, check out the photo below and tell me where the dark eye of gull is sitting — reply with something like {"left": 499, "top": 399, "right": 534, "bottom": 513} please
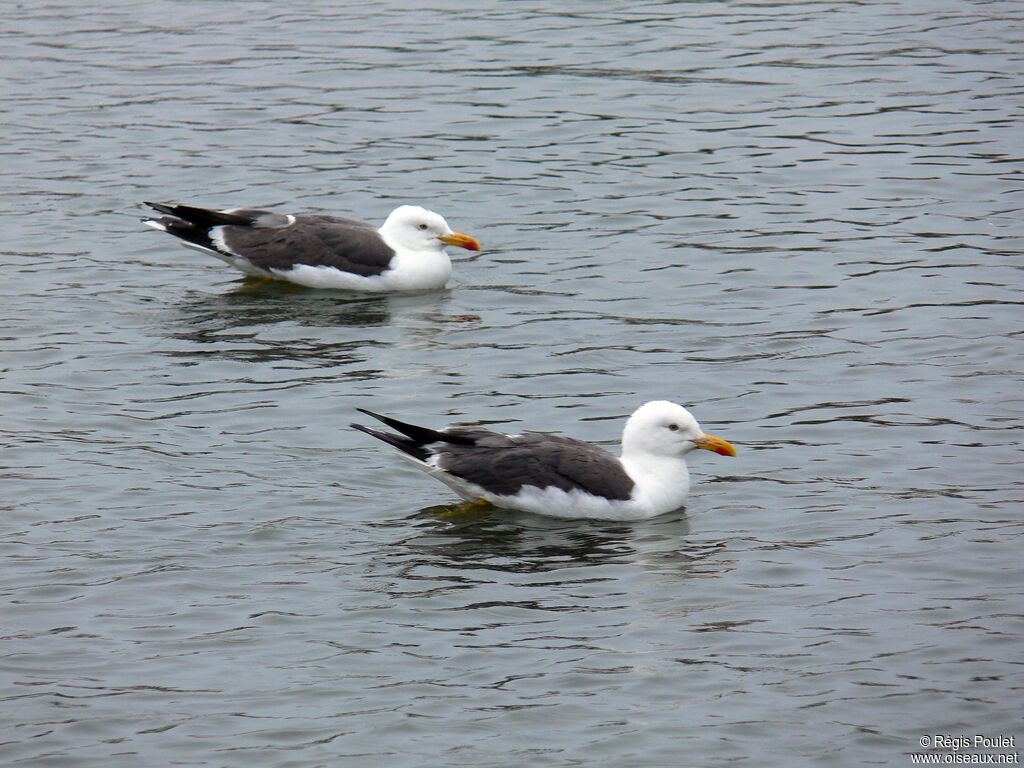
{"left": 418, "top": 223, "right": 428, "bottom": 230}
{"left": 668, "top": 423, "right": 679, "bottom": 432}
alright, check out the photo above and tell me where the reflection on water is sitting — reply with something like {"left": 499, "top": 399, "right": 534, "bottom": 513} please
{"left": 158, "top": 287, "right": 478, "bottom": 365}
{"left": 174, "top": 284, "right": 459, "bottom": 332}
{"left": 380, "top": 505, "right": 727, "bottom": 582}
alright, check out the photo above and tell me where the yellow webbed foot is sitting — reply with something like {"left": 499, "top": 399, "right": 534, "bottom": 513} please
{"left": 435, "top": 498, "right": 495, "bottom": 518}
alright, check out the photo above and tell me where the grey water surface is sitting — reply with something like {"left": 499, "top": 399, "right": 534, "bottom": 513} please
{"left": 2, "top": 1, "right": 1023, "bottom": 766}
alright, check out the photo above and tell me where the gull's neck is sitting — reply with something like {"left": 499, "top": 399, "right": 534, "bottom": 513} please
{"left": 384, "top": 245, "right": 452, "bottom": 290}
{"left": 620, "top": 450, "right": 691, "bottom": 514}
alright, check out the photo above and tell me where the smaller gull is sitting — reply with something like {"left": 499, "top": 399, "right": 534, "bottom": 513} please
{"left": 351, "top": 401, "right": 737, "bottom": 520}
{"left": 142, "top": 202, "right": 481, "bottom": 291}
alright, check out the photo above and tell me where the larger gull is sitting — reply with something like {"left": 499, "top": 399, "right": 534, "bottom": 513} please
{"left": 143, "top": 202, "right": 480, "bottom": 291}
{"left": 352, "top": 401, "right": 737, "bottom": 520}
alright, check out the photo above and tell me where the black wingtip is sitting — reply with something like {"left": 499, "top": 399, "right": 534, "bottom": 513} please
{"left": 355, "top": 408, "right": 416, "bottom": 432}
{"left": 354, "top": 409, "right": 451, "bottom": 445}
{"left": 351, "top": 421, "right": 430, "bottom": 462}
{"left": 350, "top": 421, "right": 389, "bottom": 443}
{"left": 353, "top": 407, "right": 483, "bottom": 448}
{"left": 142, "top": 202, "right": 255, "bottom": 228}
{"left": 144, "top": 201, "right": 177, "bottom": 217}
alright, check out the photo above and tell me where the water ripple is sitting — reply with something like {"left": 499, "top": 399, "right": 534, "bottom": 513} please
{"left": 2, "top": 1, "right": 1023, "bottom": 766}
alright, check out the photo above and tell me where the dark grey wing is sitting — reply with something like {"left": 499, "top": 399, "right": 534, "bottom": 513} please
{"left": 437, "top": 433, "right": 635, "bottom": 500}
{"left": 220, "top": 214, "right": 396, "bottom": 276}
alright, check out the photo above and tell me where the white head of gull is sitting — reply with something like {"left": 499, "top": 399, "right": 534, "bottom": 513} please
{"left": 352, "top": 400, "right": 737, "bottom": 521}
{"left": 373, "top": 205, "right": 481, "bottom": 290}
{"left": 142, "top": 201, "right": 480, "bottom": 292}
